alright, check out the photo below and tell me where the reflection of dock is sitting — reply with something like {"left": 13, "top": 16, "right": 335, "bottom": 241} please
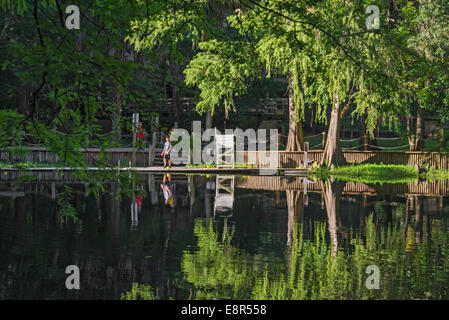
{"left": 0, "top": 166, "right": 305, "bottom": 176}
{"left": 214, "top": 176, "right": 235, "bottom": 216}
{"left": 236, "top": 176, "right": 449, "bottom": 196}
{"left": 0, "top": 191, "right": 25, "bottom": 198}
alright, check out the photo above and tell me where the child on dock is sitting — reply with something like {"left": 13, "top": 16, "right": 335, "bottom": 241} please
{"left": 161, "top": 136, "right": 172, "bottom": 169}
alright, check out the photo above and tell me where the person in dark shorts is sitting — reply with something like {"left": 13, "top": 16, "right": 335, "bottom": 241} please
{"left": 161, "top": 136, "right": 172, "bottom": 169}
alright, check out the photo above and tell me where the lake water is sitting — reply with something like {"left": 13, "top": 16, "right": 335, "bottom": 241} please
{"left": 1, "top": 173, "right": 448, "bottom": 300}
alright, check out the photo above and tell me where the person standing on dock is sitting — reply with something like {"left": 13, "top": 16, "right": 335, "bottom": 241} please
{"left": 136, "top": 122, "right": 144, "bottom": 150}
{"left": 162, "top": 135, "right": 172, "bottom": 169}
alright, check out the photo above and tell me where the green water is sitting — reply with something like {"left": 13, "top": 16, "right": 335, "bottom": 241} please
{"left": 0, "top": 174, "right": 448, "bottom": 299}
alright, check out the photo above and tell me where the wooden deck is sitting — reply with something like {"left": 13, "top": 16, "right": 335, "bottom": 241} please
{"left": 2, "top": 147, "right": 449, "bottom": 169}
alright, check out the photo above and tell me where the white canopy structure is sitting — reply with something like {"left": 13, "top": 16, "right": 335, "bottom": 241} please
{"left": 215, "top": 129, "right": 235, "bottom": 168}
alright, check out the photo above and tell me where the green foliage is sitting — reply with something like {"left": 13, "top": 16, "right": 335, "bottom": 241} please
{"left": 0, "top": 110, "right": 25, "bottom": 148}
{"left": 121, "top": 283, "right": 158, "bottom": 300}
{"left": 424, "top": 168, "right": 449, "bottom": 181}
{"left": 185, "top": 40, "right": 262, "bottom": 115}
{"left": 0, "top": 0, "right": 26, "bottom": 15}
{"left": 56, "top": 185, "right": 78, "bottom": 223}
{"left": 400, "top": 0, "right": 449, "bottom": 126}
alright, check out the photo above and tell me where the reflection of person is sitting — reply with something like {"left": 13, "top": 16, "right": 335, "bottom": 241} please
{"left": 134, "top": 194, "right": 143, "bottom": 211}
{"left": 161, "top": 136, "right": 172, "bottom": 169}
{"left": 136, "top": 122, "right": 144, "bottom": 150}
{"left": 160, "top": 173, "right": 175, "bottom": 208}
{"left": 131, "top": 193, "right": 142, "bottom": 229}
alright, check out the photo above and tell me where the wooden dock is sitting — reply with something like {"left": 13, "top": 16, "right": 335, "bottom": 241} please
{"left": 2, "top": 147, "right": 449, "bottom": 169}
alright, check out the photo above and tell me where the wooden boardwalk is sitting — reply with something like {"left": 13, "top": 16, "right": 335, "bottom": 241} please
{"left": 2, "top": 147, "right": 449, "bottom": 169}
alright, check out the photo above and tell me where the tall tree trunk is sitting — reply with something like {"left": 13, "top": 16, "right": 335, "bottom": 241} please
{"left": 408, "top": 108, "right": 425, "bottom": 151}
{"left": 205, "top": 111, "right": 212, "bottom": 129}
{"left": 407, "top": 113, "right": 415, "bottom": 151}
{"left": 286, "top": 74, "right": 304, "bottom": 152}
{"left": 415, "top": 107, "right": 425, "bottom": 150}
{"left": 322, "top": 95, "right": 347, "bottom": 168}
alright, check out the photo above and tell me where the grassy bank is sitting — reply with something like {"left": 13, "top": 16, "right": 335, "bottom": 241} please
{"left": 311, "top": 163, "right": 420, "bottom": 184}
{"left": 0, "top": 161, "right": 59, "bottom": 169}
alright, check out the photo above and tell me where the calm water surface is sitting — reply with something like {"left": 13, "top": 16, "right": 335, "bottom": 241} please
{"left": 1, "top": 174, "right": 448, "bottom": 299}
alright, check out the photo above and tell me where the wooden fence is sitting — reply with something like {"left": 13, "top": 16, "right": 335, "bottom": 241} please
{"left": 236, "top": 150, "right": 449, "bottom": 169}
{"left": 0, "top": 147, "right": 151, "bottom": 167}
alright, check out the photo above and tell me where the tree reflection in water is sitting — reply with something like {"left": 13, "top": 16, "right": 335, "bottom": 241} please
{"left": 169, "top": 179, "right": 449, "bottom": 300}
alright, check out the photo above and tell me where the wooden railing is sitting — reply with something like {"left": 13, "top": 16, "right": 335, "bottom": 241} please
{"left": 0, "top": 147, "right": 151, "bottom": 167}
{"left": 236, "top": 150, "right": 449, "bottom": 169}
